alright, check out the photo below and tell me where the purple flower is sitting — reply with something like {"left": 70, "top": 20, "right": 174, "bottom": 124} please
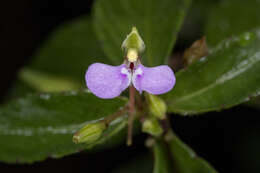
{"left": 85, "top": 27, "right": 176, "bottom": 99}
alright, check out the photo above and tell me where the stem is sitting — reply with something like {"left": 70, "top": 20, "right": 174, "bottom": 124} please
{"left": 103, "top": 105, "right": 128, "bottom": 126}
{"left": 127, "top": 85, "right": 135, "bottom": 146}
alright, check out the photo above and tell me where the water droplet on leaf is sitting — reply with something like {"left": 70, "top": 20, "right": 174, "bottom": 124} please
{"left": 239, "top": 32, "right": 255, "bottom": 47}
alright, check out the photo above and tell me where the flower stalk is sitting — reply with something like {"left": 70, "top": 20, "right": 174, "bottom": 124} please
{"left": 127, "top": 85, "right": 136, "bottom": 146}
{"left": 103, "top": 105, "right": 129, "bottom": 125}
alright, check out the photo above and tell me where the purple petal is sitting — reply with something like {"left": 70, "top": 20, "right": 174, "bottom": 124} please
{"left": 132, "top": 64, "right": 175, "bottom": 95}
{"left": 85, "top": 63, "right": 130, "bottom": 99}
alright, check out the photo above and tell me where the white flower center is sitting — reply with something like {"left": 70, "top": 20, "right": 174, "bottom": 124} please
{"left": 121, "top": 67, "right": 132, "bottom": 87}
{"left": 132, "top": 67, "right": 143, "bottom": 84}
{"left": 121, "top": 66, "right": 143, "bottom": 87}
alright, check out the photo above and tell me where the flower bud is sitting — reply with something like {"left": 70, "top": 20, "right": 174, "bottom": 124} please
{"left": 121, "top": 27, "right": 145, "bottom": 54}
{"left": 73, "top": 122, "right": 106, "bottom": 144}
{"left": 183, "top": 36, "right": 208, "bottom": 65}
{"left": 145, "top": 93, "right": 167, "bottom": 120}
{"left": 142, "top": 118, "right": 163, "bottom": 137}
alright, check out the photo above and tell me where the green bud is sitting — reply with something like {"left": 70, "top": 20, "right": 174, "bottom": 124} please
{"left": 121, "top": 27, "right": 145, "bottom": 54}
{"left": 145, "top": 93, "right": 167, "bottom": 119}
{"left": 73, "top": 122, "right": 106, "bottom": 144}
{"left": 142, "top": 118, "right": 163, "bottom": 137}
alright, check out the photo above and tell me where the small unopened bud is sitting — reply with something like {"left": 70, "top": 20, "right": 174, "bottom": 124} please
{"left": 121, "top": 27, "right": 145, "bottom": 55}
{"left": 183, "top": 36, "right": 208, "bottom": 65}
{"left": 73, "top": 122, "right": 106, "bottom": 144}
{"left": 142, "top": 118, "right": 163, "bottom": 137}
{"left": 145, "top": 137, "right": 155, "bottom": 148}
{"left": 145, "top": 93, "right": 167, "bottom": 120}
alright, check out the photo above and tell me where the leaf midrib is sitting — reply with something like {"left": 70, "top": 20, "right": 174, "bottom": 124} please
{"left": 0, "top": 119, "right": 105, "bottom": 136}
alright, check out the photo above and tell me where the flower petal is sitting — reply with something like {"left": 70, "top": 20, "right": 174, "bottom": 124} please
{"left": 132, "top": 64, "right": 175, "bottom": 95}
{"left": 86, "top": 63, "right": 131, "bottom": 99}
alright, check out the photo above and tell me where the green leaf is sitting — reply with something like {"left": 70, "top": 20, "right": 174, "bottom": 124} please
{"left": 20, "top": 16, "right": 109, "bottom": 92}
{"left": 153, "top": 141, "right": 172, "bottom": 173}
{"left": 6, "top": 80, "right": 36, "bottom": 100}
{"left": 0, "top": 91, "right": 128, "bottom": 163}
{"left": 168, "top": 132, "right": 218, "bottom": 173}
{"left": 244, "top": 97, "right": 260, "bottom": 110}
{"left": 19, "top": 68, "right": 81, "bottom": 92}
{"left": 94, "top": 0, "right": 191, "bottom": 66}
{"left": 112, "top": 153, "right": 153, "bottom": 173}
{"left": 9, "top": 16, "right": 106, "bottom": 99}
{"left": 205, "top": 0, "right": 260, "bottom": 46}
{"left": 203, "top": 0, "right": 260, "bottom": 110}
{"left": 178, "top": 0, "right": 217, "bottom": 46}
{"left": 163, "top": 29, "right": 260, "bottom": 115}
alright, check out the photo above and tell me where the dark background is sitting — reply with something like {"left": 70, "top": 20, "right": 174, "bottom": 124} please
{"left": 0, "top": 1, "right": 260, "bottom": 173}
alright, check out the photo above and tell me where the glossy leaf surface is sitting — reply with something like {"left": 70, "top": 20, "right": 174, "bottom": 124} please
{"left": 205, "top": 0, "right": 260, "bottom": 46}
{"left": 0, "top": 91, "right": 127, "bottom": 163}
{"left": 163, "top": 30, "right": 260, "bottom": 115}
{"left": 153, "top": 141, "right": 172, "bottom": 173}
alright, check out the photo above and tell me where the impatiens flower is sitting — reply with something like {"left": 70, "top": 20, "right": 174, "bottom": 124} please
{"left": 85, "top": 27, "right": 175, "bottom": 99}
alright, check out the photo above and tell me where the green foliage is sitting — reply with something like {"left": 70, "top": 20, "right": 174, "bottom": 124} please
{"left": 8, "top": 16, "right": 104, "bottom": 98}
{"left": 163, "top": 30, "right": 260, "bottom": 115}
{"left": 94, "top": 0, "right": 191, "bottom": 66}
{"left": 153, "top": 141, "right": 172, "bottom": 173}
{"left": 205, "top": 0, "right": 260, "bottom": 46}
{"left": 3, "top": 0, "right": 260, "bottom": 170}
{"left": 245, "top": 97, "right": 260, "bottom": 110}
{"left": 179, "top": 0, "right": 217, "bottom": 45}
{"left": 168, "top": 132, "right": 217, "bottom": 173}
{"left": 19, "top": 68, "right": 81, "bottom": 92}
{"left": 113, "top": 133, "right": 217, "bottom": 173}
{"left": 112, "top": 153, "right": 153, "bottom": 173}
{"left": 25, "top": 16, "right": 110, "bottom": 89}
{"left": 0, "top": 91, "right": 127, "bottom": 163}
{"left": 204, "top": 0, "right": 260, "bottom": 111}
